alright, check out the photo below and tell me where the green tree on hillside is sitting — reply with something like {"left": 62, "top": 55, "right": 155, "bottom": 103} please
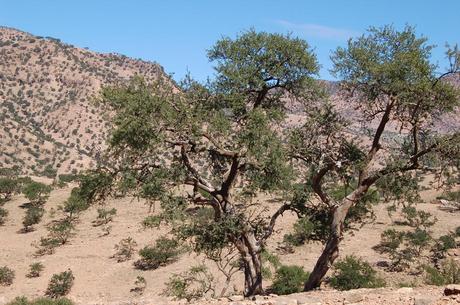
{"left": 23, "top": 181, "right": 52, "bottom": 205}
{"left": 79, "top": 30, "right": 321, "bottom": 296}
{"left": 289, "top": 25, "right": 460, "bottom": 290}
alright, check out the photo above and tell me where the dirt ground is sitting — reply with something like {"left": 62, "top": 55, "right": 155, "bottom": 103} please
{"left": 0, "top": 180, "right": 459, "bottom": 305}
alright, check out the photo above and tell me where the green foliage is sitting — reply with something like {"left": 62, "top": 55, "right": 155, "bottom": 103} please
{"left": 424, "top": 259, "right": 460, "bottom": 286}
{"left": 0, "top": 266, "right": 15, "bottom": 286}
{"left": 436, "top": 234, "right": 457, "bottom": 252}
{"left": 92, "top": 207, "right": 116, "bottom": 226}
{"left": 22, "top": 206, "right": 45, "bottom": 232}
{"left": 0, "top": 177, "right": 19, "bottom": 201}
{"left": 61, "top": 188, "right": 90, "bottom": 219}
{"left": 45, "top": 270, "right": 74, "bottom": 298}
{"left": 400, "top": 205, "right": 437, "bottom": 228}
{"left": 164, "top": 265, "right": 215, "bottom": 301}
{"left": 22, "top": 181, "right": 52, "bottom": 205}
{"left": 6, "top": 297, "right": 74, "bottom": 305}
{"left": 113, "top": 237, "right": 137, "bottom": 262}
{"left": 329, "top": 256, "right": 385, "bottom": 290}
{"left": 270, "top": 265, "right": 310, "bottom": 295}
{"left": 141, "top": 215, "right": 162, "bottom": 229}
{"left": 135, "top": 237, "right": 181, "bottom": 270}
{"left": 47, "top": 219, "right": 74, "bottom": 245}
{"left": 27, "top": 262, "right": 44, "bottom": 278}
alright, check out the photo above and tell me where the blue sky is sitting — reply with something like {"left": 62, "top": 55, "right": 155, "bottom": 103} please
{"left": 1, "top": 0, "right": 459, "bottom": 81}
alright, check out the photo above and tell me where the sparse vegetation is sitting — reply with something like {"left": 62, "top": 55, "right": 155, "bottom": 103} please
{"left": 270, "top": 265, "right": 310, "bottom": 295}
{"left": 112, "top": 237, "right": 137, "bottom": 262}
{"left": 164, "top": 265, "right": 215, "bottom": 301}
{"left": 27, "top": 262, "right": 44, "bottom": 278}
{"left": 6, "top": 296, "right": 74, "bottom": 305}
{"left": 0, "top": 266, "right": 15, "bottom": 286}
{"left": 134, "top": 237, "right": 181, "bottom": 270}
{"left": 45, "top": 270, "right": 75, "bottom": 298}
{"left": 329, "top": 256, "right": 385, "bottom": 290}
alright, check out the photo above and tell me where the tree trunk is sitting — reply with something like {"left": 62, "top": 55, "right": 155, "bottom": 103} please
{"left": 304, "top": 186, "right": 369, "bottom": 291}
{"left": 232, "top": 230, "right": 264, "bottom": 297}
{"left": 242, "top": 251, "right": 263, "bottom": 297}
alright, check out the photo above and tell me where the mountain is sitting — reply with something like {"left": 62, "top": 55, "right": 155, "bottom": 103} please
{"left": 0, "top": 27, "right": 168, "bottom": 176}
{"left": 1, "top": 27, "right": 458, "bottom": 177}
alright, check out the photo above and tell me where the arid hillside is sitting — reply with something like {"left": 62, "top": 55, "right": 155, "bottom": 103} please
{"left": 0, "top": 27, "right": 168, "bottom": 176}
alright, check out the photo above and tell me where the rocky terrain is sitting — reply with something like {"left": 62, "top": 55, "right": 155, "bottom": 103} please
{"left": 0, "top": 27, "right": 167, "bottom": 176}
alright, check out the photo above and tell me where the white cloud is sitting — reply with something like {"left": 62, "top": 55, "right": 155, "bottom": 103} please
{"left": 276, "top": 20, "right": 359, "bottom": 40}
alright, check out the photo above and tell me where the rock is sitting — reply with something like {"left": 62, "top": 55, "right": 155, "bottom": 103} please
{"left": 296, "top": 296, "right": 322, "bottom": 305}
{"left": 414, "top": 296, "right": 438, "bottom": 305}
{"left": 447, "top": 248, "right": 460, "bottom": 257}
{"left": 346, "top": 293, "right": 364, "bottom": 303}
{"left": 397, "top": 287, "right": 413, "bottom": 294}
{"left": 444, "top": 284, "right": 460, "bottom": 296}
{"left": 229, "top": 295, "right": 245, "bottom": 301}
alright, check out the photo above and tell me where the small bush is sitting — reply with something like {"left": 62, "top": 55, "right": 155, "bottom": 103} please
{"left": 0, "top": 266, "right": 15, "bottom": 286}
{"left": 0, "top": 206, "right": 8, "bottom": 225}
{"left": 424, "top": 259, "right": 460, "bottom": 286}
{"left": 6, "top": 296, "right": 74, "bottom": 305}
{"left": 130, "top": 276, "right": 146, "bottom": 295}
{"left": 45, "top": 270, "right": 74, "bottom": 298}
{"left": 329, "top": 256, "right": 385, "bottom": 290}
{"left": 92, "top": 208, "right": 116, "bottom": 227}
{"left": 113, "top": 237, "right": 137, "bottom": 262}
{"left": 23, "top": 206, "right": 45, "bottom": 232}
{"left": 134, "top": 237, "right": 181, "bottom": 270}
{"left": 436, "top": 234, "right": 457, "bottom": 252}
{"left": 47, "top": 219, "right": 74, "bottom": 245}
{"left": 163, "top": 265, "right": 215, "bottom": 301}
{"left": 27, "top": 262, "right": 44, "bottom": 278}
{"left": 271, "top": 265, "right": 310, "bottom": 295}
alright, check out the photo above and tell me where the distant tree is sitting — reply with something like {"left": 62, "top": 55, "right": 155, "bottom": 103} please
{"left": 80, "top": 30, "right": 321, "bottom": 296}
{"left": 23, "top": 181, "right": 52, "bottom": 205}
{"left": 0, "top": 177, "right": 18, "bottom": 202}
{"left": 289, "top": 25, "right": 460, "bottom": 290}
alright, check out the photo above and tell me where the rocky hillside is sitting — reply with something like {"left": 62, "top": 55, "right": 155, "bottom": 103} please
{"left": 1, "top": 27, "right": 458, "bottom": 177}
{"left": 0, "top": 27, "right": 168, "bottom": 176}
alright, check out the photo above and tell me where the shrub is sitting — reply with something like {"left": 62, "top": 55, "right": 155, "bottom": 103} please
{"left": 0, "top": 206, "right": 8, "bottom": 225}
{"left": 270, "top": 265, "right": 310, "bottom": 295}
{"left": 23, "top": 206, "right": 45, "bottom": 232}
{"left": 45, "top": 270, "right": 74, "bottom": 298}
{"left": 163, "top": 265, "right": 215, "bottom": 301}
{"left": 6, "top": 296, "right": 74, "bottom": 305}
{"left": 27, "top": 262, "right": 44, "bottom": 278}
{"left": 436, "top": 234, "right": 457, "bottom": 252}
{"left": 47, "top": 219, "right": 74, "bottom": 245}
{"left": 22, "top": 182, "right": 52, "bottom": 205}
{"left": 60, "top": 189, "right": 89, "bottom": 219}
{"left": 92, "top": 208, "right": 116, "bottom": 226}
{"left": 329, "top": 256, "right": 385, "bottom": 290}
{"left": 0, "top": 266, "right": 15, "bottom": 286}
{"left": 130, "top": 276, "right": 146, "bottom": 295}
{"left": 134, "top": 237, "right": 181, "bottom": 270}
{"left": 113, "top": 237, "right": 137, "bottom": 262}
{"left": 424, "top": 259, "right": 460, "bottom": 286}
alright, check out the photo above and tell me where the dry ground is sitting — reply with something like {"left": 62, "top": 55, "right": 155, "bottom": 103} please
{"left": 0, "top": 180, "right": 459, "bottom": 305}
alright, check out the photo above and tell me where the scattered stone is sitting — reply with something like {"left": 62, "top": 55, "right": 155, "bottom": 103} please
{"left": 397, "top": 287, "right": 414, "bottom": 294}
{"left": 414, "top": 296, "right": 438, "bottom": 305}
{"left": 444, "top": 284, "right": 460, "bottom": 296}
{"left": 447, "top": 248, "right": 460, "bottom": 257}
{"left": 346, "top": 293, "right": 364, "bottom": 303}
{"left": 229, "top": 295, "right": 245, "bottom": 301}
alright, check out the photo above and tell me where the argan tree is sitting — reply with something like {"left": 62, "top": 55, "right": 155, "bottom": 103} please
{"left": 86, "top": 30, "right": 320, "bottom": 296}
{"left": 289, "top": 25, "right": 460, "bottom": 290}
{"left": 22, "top": 181, "right": 52, "bottom": 205}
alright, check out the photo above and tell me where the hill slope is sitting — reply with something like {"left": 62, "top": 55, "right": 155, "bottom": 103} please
{"left": 0, "top": 27, "right": 168, "bottom": 175}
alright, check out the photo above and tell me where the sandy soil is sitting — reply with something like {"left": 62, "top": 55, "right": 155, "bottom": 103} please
{"left": 0, "top": 182, "right": 459, "bottom": 305}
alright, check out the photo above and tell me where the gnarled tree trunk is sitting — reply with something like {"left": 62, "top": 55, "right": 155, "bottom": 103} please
{"left": 304, "top": 185, "right": 369, "bottom": 290}
{"left": 232, "top": 230, "right": 264, "bottom": 296}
